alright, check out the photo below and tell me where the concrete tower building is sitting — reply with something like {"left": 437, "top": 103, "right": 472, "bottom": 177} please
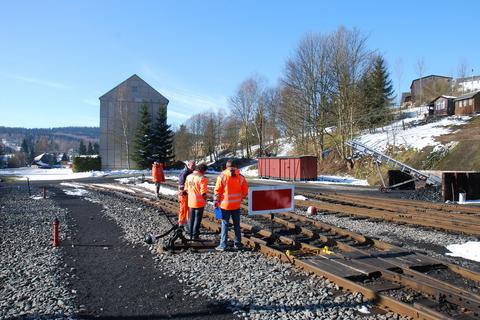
{"left": 99, "top": 74, "right": 169, "bottom": 170}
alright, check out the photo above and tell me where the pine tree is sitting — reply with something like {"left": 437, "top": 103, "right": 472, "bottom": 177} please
{"left": 363, "top": 55, "right": 395, "bottom": 129}
{"left": 21, "top": 138, "right": 29, "bottom": 154}
{"left": 87, "top": 142, "right": 94, "bottom": 155}
{"left": 28, "top": 148, "right": 35, "bottom": 165}
{"left": 93, "top": 143, "right": 100, "bottom": 155}
{"left": 132, "top": 104, "right": 153, "bottom": 169}
{"left": 151, "top": 105, "right": 175, "bottom": 163}
{"left": 78, "top": 140, "right": 87, "bottom": 155}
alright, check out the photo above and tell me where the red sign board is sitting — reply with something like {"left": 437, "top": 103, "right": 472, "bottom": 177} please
{"left": 248, "top": 185, "right": 295, "bottom": 215}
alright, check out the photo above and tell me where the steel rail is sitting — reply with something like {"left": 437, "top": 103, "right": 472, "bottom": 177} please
{"left": 295, "top": 198, "right": 480, "bottom": 236}
{"left": 77, "top": 182, "right": 480, "bottom": 320}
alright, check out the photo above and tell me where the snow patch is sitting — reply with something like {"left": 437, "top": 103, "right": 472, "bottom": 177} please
{"left": 240, "top": 164, "right": 258, "bottom": 177}
{"left": 294, "top": 195, "right": 308, "bottom": 201}
{"left": 310, "top": 175, "right": 369, "bottom": 186}
{"left": 357, "top": 305, "right": 371, "bottom": 314}
{"left": 357, "top": 115, "right": 471, "bottom": 151}
{"left": 137, "top": 182, "right": 178, "bottom": 196}
{"left": 446, "top": 241, "right": 480, "bottom": 262}
{"left": 63, "top": 188, "right": 89, "bottom": 196}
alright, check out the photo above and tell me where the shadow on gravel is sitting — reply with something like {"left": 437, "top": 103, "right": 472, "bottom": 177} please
{"left": 51, "top": 186, "right": 233, "bottom": 320}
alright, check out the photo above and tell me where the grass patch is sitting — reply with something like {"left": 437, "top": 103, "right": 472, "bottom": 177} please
{"left": 435, "top": 141, "right": 480, "bottom": 170}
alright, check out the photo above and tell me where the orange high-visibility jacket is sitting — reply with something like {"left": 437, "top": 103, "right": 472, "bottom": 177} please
{"left": 152, "top": 163, "right": 165, "bottom": 183}
{"left": 214, "top": 168, "right": 248, "bottom": 210}
{"left": 186, "top": 172, "right": 208, "bottom": 208}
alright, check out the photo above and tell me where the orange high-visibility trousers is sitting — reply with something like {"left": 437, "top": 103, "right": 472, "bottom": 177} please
{"left": 178, "top": 193, "right": 189, "bottom": 226}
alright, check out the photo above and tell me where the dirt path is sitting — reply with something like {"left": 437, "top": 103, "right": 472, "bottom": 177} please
{"left": 52, "top": 186, "right": 233, "bottom": 319}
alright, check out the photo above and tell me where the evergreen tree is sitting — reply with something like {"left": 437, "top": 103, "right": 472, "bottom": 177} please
{"left": 78, "top": 140, "right": 87, "bottom": 155}
{"left": 132, "top": 104, "right": 153, "bottom": 168}
{"left": 362, "top": 55, "right": 395, "bottom": 129}
{"left": 21, "top": 138, "right": 29, "bottom": 154}
{"left": 28, "top": 148, "right": 35, "bottom": 165}
{"left": 87, "top": 141, "right": 94, "bottom": 155}
{"left": 151, "top": 105, "right": 175, "bottom": 163}
{"left": 93, "top": 142, "right": 100, "bottom": 155}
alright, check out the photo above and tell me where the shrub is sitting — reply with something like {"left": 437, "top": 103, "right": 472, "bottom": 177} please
{"left": 72, "top": 156, "right": 101, "bottom": 172}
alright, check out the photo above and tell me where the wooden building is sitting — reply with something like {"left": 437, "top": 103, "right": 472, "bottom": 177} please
{"left": 454, "top": 91, "right": 480, "bottom": 115}
{"left": 99, "top": 75, "right": 169, "bottom": 170}
{"left": 410, "top": 75, "right": 452, "bottom": 105}
{"left": 430, "top": 95, "right": 456, "bottom": 116}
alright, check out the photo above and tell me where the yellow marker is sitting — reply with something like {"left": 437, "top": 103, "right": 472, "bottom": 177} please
{"left": 322, "top": 246, "right": 333, "bottom": 254}
{"left": 286, "top": 250, "right": 292, "bottom": 257}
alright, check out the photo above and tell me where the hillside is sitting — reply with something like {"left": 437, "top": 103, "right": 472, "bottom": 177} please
{"left": 346, "top": 110, "right": 479, "bottom": 184}
{"left": 0, "top": 126, "right": 99, "bottom": 155}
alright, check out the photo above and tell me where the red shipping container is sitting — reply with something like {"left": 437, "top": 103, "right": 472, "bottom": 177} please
{"left": 258, "top": 156, "right": 317, "bottom": 181}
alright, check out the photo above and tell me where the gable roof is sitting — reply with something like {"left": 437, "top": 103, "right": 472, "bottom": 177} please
{"left": 430, "top": 95, "right": 456, "bottom": 103}
{"left": 454, "top": 90, "right": 480, "bottom": 101}
{"left": 99, "top": 74, "right": 169, "bottom": 104}
{"left": 410, "top": 75, "right": 452, "bottom": 89}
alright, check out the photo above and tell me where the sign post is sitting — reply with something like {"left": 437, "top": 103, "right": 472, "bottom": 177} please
{"left": 248, "top": 185, "right": 295, "bottom": 235}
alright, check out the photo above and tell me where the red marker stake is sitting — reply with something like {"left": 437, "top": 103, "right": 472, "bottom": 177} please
{"left": 53, "top": 218, "right": 60, "bottom": 247}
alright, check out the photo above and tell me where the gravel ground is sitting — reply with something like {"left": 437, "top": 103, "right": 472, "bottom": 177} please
{"left": 294, "top": 208, "right": 480, "bottom": 271}
{"left": 0, "top": 186, "right": 76, "bottom": 320}
{"left": 76, "top": 186, "right": 410, "bottom": 320}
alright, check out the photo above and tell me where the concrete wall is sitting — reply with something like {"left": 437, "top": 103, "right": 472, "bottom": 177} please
{"left": 99, "top": 75, "right": 168, "bottom": 170}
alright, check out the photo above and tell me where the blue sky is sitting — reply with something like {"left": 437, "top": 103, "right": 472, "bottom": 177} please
{"left": 1, "top": 1, "right": 479, "bottom": 128}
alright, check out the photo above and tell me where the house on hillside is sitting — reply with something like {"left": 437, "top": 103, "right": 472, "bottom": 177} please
{"left": 454, "top": 91, "right": 480, "bottom": 115}
{"left": 454, "top": 76, "right": 480, "bottom": 94}
{"left": 410, "top": 75, "right": 452, "bottom": 105}
{"left": 429, "top": 95, "right": 456, "bottom": 116}
{"left": 32, "top": 153, "right": 58, "bottom": 168}
{"left": 99, "top": 74, "right": 169, "bottom": 170}
{"left": 400, "top": 92, "right": 413, "bottom": 108}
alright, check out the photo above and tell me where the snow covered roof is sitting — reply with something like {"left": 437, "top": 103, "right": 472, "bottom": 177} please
{"left": 34, "top": 153, "right": 47, "bottom": 161}
{"left": 430, "top": 95, "right": 456, "bottom": 103}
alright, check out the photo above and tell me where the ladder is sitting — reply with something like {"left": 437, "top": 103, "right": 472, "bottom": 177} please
{"left": 347, "top": 140, "right": 441, "bottom": 190}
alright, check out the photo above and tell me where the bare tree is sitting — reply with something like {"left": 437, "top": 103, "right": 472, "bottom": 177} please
{"left": 329, "top": 26, "right": 372, "bottom": 161}
{"left": 395, "top": 58, "right": 403, "bottom": 106}
{"left": 173, "top": 124, "right": 191, "bottom": 161}
{"left": 282, "top": 32, "right": 333, "bottom": 160}
{"left": 416, "top": 57, "right": 425, "bottom": 105}
{"left": 229, "top": 76, "right": 264, "bottom": 158}
{"left": 456, "top": 59, "right": 469, "bottom": 94}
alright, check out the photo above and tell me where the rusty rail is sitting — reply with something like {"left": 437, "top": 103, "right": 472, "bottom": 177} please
{"left": 77, "top": 182, "right": 480, "bottom": 320}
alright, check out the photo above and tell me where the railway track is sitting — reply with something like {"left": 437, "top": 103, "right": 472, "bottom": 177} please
{"left": 296, "top": 191, "right": 480, "bottom": 236}
{"left": 76, "top": 182, "right": 480, "bottom": 320}
{"left": 160, "top": 179, "right": 480, "bottom": 236}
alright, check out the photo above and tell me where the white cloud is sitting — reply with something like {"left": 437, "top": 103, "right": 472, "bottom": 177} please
{"left": 167, "top": 110, "right": 190, "bottom": 119}
{"left": 7, "top": 74, "right": 70, "bottom": 89}
{"left": 139, "top": 63, "right": 227, "bottom": 113}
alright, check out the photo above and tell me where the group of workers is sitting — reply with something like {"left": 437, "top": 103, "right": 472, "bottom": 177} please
{"left": 153, "top": 159, "right": 249, "bottom": 251}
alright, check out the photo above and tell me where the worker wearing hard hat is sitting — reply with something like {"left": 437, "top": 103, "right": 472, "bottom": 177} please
{"left": 185, "top": 163, "right": 208, "bottom": 239}
{"left": 152, "top": 161, "right": 165, "bottom": 199}
{"left": 214, "top": 159, "right": 248, "bottom": 251}
{"left": 178, "top": 160, "right": 196, "bottom": 228}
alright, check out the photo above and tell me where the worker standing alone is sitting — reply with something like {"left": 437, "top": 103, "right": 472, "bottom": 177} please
{"left": 214, "top": 159, "right": 248, "bottom": 251}
{"left": 178, "top": 160, "right": 196, "bottom": 228}
{"left": 185, "top": 163, "right": 208, "bottom": 239}
{"left": 152, "top": 161, "right": 165, "bottom": 199}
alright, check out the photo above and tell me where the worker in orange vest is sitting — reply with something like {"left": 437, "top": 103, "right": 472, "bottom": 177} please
{"left": 214, "top": 159, "right": 248, "bottom": 251}
{"left": 152, "top": 161, "right": 165, "bottom": 199}
{"left": 185, "top": 163, "right": 208, "bottom": 239}
{"left": 178, "top": 160, "right": 196, "bottom": 228}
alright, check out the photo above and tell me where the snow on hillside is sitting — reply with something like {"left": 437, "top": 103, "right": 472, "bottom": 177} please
{"left": 357, "top": 114, "right": 472, "bottom": 151}
{"left": 0, "top": 167, "right": 148, "bottom": 181}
